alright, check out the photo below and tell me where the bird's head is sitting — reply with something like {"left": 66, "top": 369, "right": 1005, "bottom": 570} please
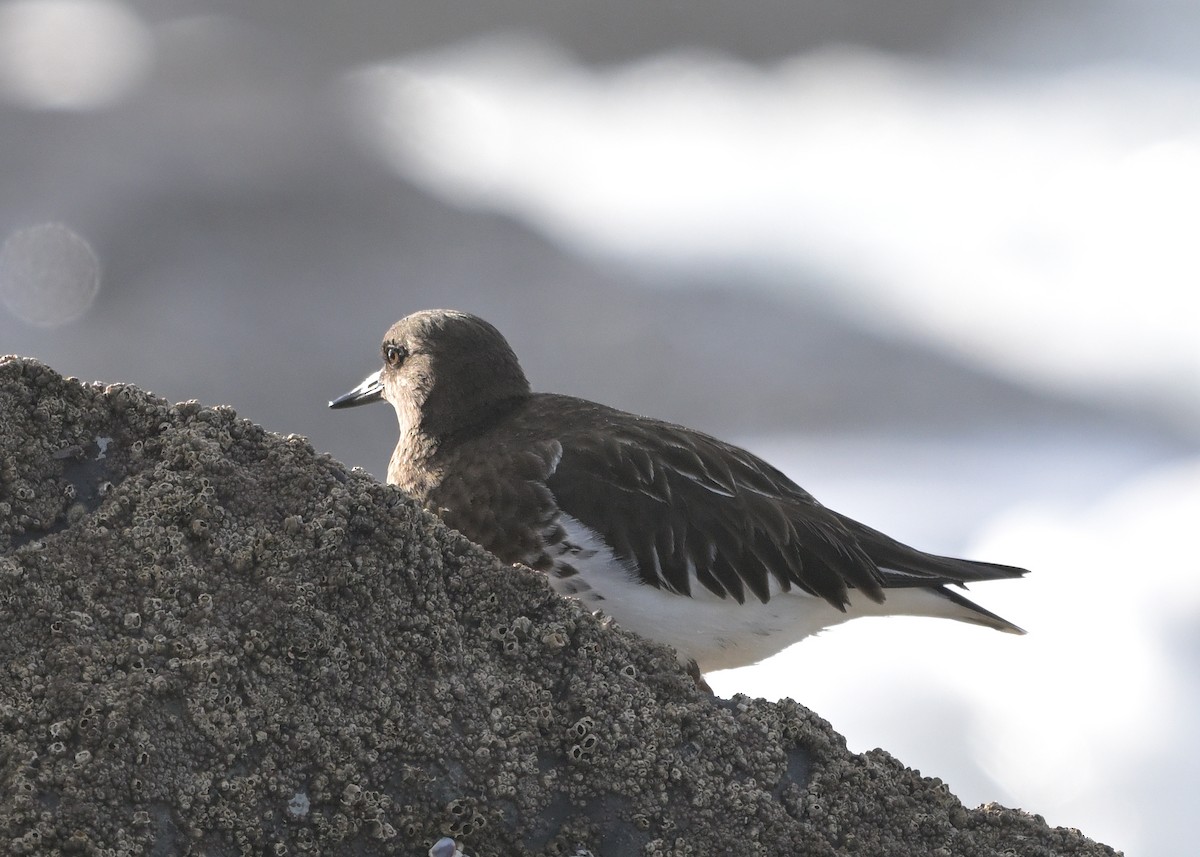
{"left": 330, "top": 309, "right": 531, "bottom": 439}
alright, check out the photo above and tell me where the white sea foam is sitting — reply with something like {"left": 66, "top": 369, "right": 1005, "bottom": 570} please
{"left": 345, "top": 37, "right": 1200, "bottom": 433}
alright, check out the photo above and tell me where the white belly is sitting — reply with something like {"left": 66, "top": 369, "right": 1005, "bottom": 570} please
{"left": 547, "top": 514, "right": 978, "bottom": 672}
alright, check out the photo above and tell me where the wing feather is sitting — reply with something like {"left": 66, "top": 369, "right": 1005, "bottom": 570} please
{"left": 432, "top": 393, "right": 1026, "bottom": 623}
{"left": 545, "top": 418, "right": 887, "bottom": 608}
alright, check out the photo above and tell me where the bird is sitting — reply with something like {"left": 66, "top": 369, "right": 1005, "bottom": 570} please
{"left": 330, "top": 309, "right": 1026, "bottom": 687}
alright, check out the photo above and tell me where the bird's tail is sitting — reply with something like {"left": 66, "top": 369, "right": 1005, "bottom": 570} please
{"left": 846, "top": 583, "right": 1026, "bottom": 634}
{"left": 929, "top": 586, "right": 1025, "bottom": 634}
{"left": 833, "top": 512, "right": 1028, "bottom": 634}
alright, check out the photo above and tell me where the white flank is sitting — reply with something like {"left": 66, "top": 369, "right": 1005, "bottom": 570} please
{"left": 551, "top": 514, "right": 987, "bottom": 672}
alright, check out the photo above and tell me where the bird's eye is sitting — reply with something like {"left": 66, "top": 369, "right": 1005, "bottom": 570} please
{"left": 383, "top": 344, "right": 408, "bottom": 367}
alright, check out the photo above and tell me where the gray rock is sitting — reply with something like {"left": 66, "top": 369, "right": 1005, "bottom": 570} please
{"left": 0, "top": 356, "right": 1120, "bottom": 856}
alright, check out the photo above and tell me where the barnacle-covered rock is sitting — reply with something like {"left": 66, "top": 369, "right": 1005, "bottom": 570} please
{"left": 0, "top": 356, "right": 1121, "bottom": 856}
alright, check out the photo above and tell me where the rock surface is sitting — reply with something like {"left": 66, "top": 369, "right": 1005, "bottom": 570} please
{"left": 0, "top": 356, "right": 1120, "bottom": 857}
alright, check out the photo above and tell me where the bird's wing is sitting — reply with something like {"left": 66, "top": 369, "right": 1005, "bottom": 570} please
{"left": 545, "top": 418, "right": 887, "bottom": 608}
{"left": 832, "top": 512, "right": 1029, "bottom": 588}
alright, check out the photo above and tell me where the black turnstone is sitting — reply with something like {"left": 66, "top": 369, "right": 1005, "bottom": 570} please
{"left": 331, "top": 309, "right": 1026, "bottom": 684}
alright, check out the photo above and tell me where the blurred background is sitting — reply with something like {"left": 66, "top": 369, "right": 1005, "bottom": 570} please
{"left": 2, "top": 1, "right": 1197, "bottom": 853}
